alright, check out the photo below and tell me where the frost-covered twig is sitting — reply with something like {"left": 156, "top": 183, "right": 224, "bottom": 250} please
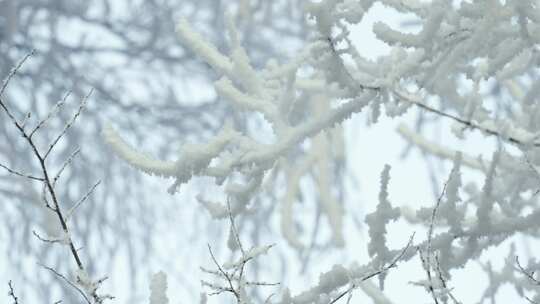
{"left": 396, "top": 123, "right": 487, "bottom": 171}
{"left": 0, "top": 53, "right": 108, "bottom": 303}
{"left": 524, "top": 154, "right": 540, "bottom": 197}
{"left": 434, "top": 255, "right": 461, "bottom": 304}
{"left": 204, "top": 239, "right": 279, "bottom": 303}
{"left": 206, "top": 244, "right": 239, "bottom": 299}
{"left": 416, "top": 158, "right": 459, "bottom": 304}
{"left": 66, "top": 180, "right": 102, "bottom": 221}
{"left": 0, "top": 50, "right": 34, "bottom": 97}
{"left": 0, "top": 162, "right": 43, "bottom": 181}
{"left": 516, "top": 256, "right": 540, "bottom": 286}
{"left": 39, "top": 263, "right": 91, "bottom": 304}
{"left": 53, "top": 148, "right": 81, "bottom": 186}
{"left": 393, "top": 89, "right": 540, "bottom": 147}
{"left": 417, "top": 249, "right": 440, "bottom": 304}
{"left": 0, "top": 53, "right": 85, "bottom": 270}
{"left": 43, "top": 89, "right": 93, "bottom": 160}
{"left": 516, "top": 256, "right": 540, "bottom": 304}
{"left": 29, "top": 91, "right": 71, "bottom": 138}
{"left": 329, "top": 233, "right": 415, "bottom": 304}
{"left": 326, "top": 18, "right": 540, "bottom": 149}
{"left": 32, "top": 230, "right": 70, "bottom": 245}
{"left": 202, "top": 199, "right": 278, "bottom": 303}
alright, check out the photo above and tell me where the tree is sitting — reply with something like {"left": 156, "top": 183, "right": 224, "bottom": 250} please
{"left": 0, "top": 0, "right": 307, "bottom": 302}
{"left": 4, "top": 0, "right": 540, "bottom": 303}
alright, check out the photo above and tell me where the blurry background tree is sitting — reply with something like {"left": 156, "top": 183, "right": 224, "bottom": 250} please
{"left": 0, "top": 0, "right": 311, "bottom": 302}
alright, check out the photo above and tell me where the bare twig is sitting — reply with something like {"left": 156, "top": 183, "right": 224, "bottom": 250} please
{"left": 264, "top": 293, "right": 275, "bottom": 304}
{"left": 200, "top": 267, "right": 279, "bottom": 287}
{"left": 227, "top": 198, "right": 245, "bottom": 256}
{"left": 418, "top": 249, "right": 440, "bottom": 304}
{"left": 40, "top": 183, "right": 54, "bottom": 211}
{"left": 20, "top": 112, "right": 31, "bottom": 129}
{"left": 0, "top": 52, "right": 86, "bottom": 270}
{"left": 516, "top": 256, "right": 540, "bottom": 285}
{"left": 38, "top": 263, "right": 91, "bottom": 304}
{"left": 0, "top": 54, "right": 109, "bottom": 303}
{"left": 30, "top": 91, "right": 72, "bottom": 138}
{"left": 422, "top": 177, "right": 450, "bottom": 304}
{"left": 44, "top": 89, "right": 93, "bottom": 159}
{"left": 395, "top": 89, "right": 540, "bottom": 147}
{"left": 525, "top": 295, "right": 539, "bottom": 304}
{"left": 516, "top": 257, "right": 540, "bottom": 284}
{"left": 327, "top": 36, "right": 539, "bottom": 148}
{"left": 53, "top": 148, "right": 81, "bottom": 186}
{"left": 8, "top": 280, "right": 19, "bottom": 304}
{"left": 0, "top": 50, "right": 35, "bottom": 98}
{"left": 0, "top": 162, "right": 43, "bottom": 181}
{"left": 524, "top": 154, "right": 540, "bottom": 197}
{"left": 207, "top": 244, "right": 239, "bottom": 299}
{"left": 434, "top": 254, "right": 461, "bottom": 304}
{"left": 416, "top": 166, "right": 462, "bottom": 304}
{"left": 203, "top": 198, "right": 279, "bottom": 303}
{"left": 32, "top": 230, "right": 67, "bottom": 245}
{"left": 66, "top": 180, "right": 101, "bottom": 221}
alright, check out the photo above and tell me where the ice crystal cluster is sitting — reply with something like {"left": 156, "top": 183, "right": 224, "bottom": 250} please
{"left": 149, "top": 272, "right": 169, "bottom": 304}
{"left": 104, "top": 0, "right": 540, "bottom": 302}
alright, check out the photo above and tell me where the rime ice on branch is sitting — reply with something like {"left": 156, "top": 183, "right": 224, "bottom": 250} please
{"left": 104, "top": 15, "right": 359, "bottom": 248}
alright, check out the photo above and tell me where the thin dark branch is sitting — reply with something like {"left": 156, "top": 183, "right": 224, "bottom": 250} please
{"left": 20, "top": 112, "right": 31, "bottom": 129}
{"left": 327, "top": 35, "right": 540, "bottom": 148}
{"left": 427, "top": 178, "right": 450, "bottom": 252}
{"left": 524, "top": 153, "right": 540, "bottom": 197}
{"left": 329, "top": 233, "right": 415, "bottom": 304}
{"left": 201, "top": 280, "right": 232, "bottom": 295}
{"left": 0, "top": 54, "right": 86, "bottom": 271}
{"left": 29, "top": 91, "right": 72, "bottom": 138}
{"left": 424, "top": 176, "right": 451, "bottom": 303}
{"left": 8, "top": 280, "right": 19, "bottom": 304}
{"left": 66, "top": 180, "right": 101, "bottom": 221}
{"left": 516, "top": 256, "right": 540, "bottom": 285}
{"left": 44, "top": 89, "right": 93, "bottom": 159}
{"left": 32, "top": 230, "right": 66, "bottom": 245}
{"left": 0, "top": 54, "right": 110, "bottom": 303}
{"left": 53, "top": 148, "right": 81, "bottom": 186}
{"left": 418, "top": 249, "right": 440, "bottom": 304}
{"left": 0, "top": 162, "right": 43, "bottom": 181}
{"left": 200, "top": 267, "right": 279, "bottom": 287}
{"left": 38, "top": 263, "right": 91, "bottom": 304}
{"left": 0, "top": 50, "right": 35, "bottom": 97}
{"left": 434, "top": 254, "right": 461, "bottom": 304}
{"left": 419, "top": 171, "right": 453, "bottom": 304}
{"left": 392, "top": 89, "right": 539, "bottom": 147}
{"left": 227, "top": 198, "right": 245, "bottom": 256}
{"left": 525, "top": 296, "right": 538, "bottom": 304}
{"left": 264, "top": 293, "right": 275, "bottom": 304}
{"left": 207, "top": 244, "right": 240, "bottom": 300}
